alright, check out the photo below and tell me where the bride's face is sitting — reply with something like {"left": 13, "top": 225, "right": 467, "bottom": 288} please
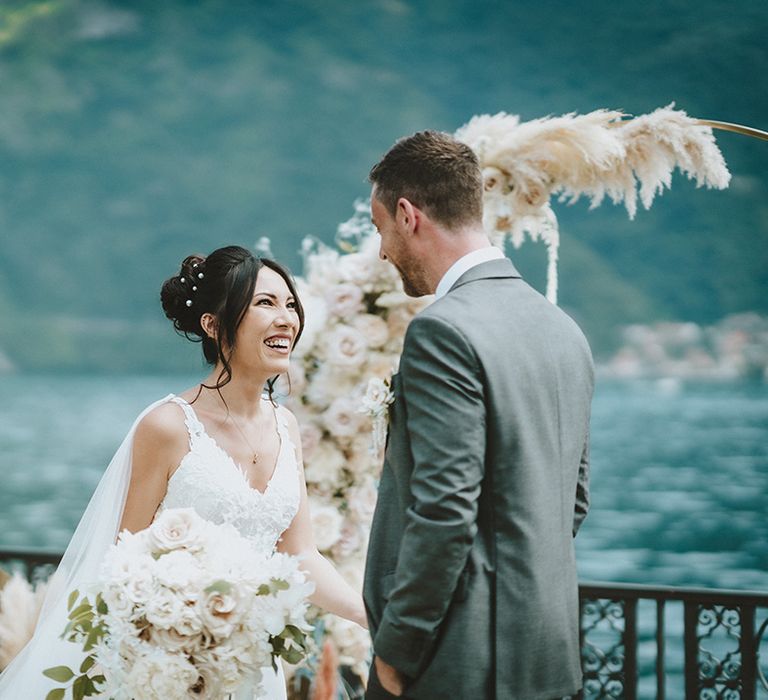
{"left": 230, "top": 266, "right": 300, "bottom": 377}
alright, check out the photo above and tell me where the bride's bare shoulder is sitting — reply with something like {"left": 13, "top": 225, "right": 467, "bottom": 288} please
{"left": 135, "top": 401, "right": 188, "bottom": 448}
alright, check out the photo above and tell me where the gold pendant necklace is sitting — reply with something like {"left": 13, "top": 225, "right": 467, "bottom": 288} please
{"left": 228, "top": 412, "right": 263, "bottom": 465}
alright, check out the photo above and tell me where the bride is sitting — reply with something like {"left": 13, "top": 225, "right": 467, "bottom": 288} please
{"left": 0, "top": 245, "right": 367, "bottom": 699}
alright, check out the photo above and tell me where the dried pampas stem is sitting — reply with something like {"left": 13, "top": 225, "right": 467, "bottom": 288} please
{"left": 696, "top": 119, "right": 768, "bottom": 142}
{"left": 456, "top": 104, "right": 737, "bottom": 304}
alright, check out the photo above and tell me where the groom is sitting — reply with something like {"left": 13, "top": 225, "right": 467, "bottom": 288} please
{"left": 363, "top": 131, "right": 594, "bottom": 700}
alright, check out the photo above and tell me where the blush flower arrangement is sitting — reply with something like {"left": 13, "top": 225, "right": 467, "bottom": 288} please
{"left": 44, "top": 508, "right": 313, "bottom": 700}
{"left": 279, "top": 200, "right": 430, "bottom": 679}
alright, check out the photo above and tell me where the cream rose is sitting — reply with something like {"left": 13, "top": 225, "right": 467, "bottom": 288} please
{"left": 325, "top": 283, "right": 364, "bottom": 319}
{"left": 325, "top": 324, "right": 368, "bottom": 368}
{"left": 148, "top": 508, "right": 205, "bottom": 553}
{"left": 309, "top": 501, "right": 344, "bottom": 551}
{"left": 323, "top": 396, "right": 365, "bottom": 439}
{"left": 353, "top": 313, "right": 389, "bottom": 348}
{"left": 144, "top": 588, "right": 186, "bottom": 630}
{"left": 298, "top": 420, "right": 323, "bottom": 460}
{"left": 198, "top": 584, "right": 245, "bottom": 639}
{"left": 304, "top": 442, "right": 345, "bottom": 487}
{"left": 348, "top": 477, "right": 379, "bottom": 523}
{"left": 153, "top": 549, "right": 201, "bottom": 598}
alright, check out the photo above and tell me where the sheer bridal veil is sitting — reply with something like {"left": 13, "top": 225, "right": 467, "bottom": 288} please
{"left": 0, "top": 395, "right": 173, "bottom": 698}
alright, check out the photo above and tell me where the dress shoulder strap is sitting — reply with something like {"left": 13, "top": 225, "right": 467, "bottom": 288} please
{"left": 272, "top": 401, "right": 299, "bottom": 466}
{"left": 169, "top": 395, "right": 206, "bottom": 443}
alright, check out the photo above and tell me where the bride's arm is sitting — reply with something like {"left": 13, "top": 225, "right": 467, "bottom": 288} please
{"left": 277, "top": 409, "right": 368, "bottom": 629}
{"left": 119, "top": 404, "right": 189, "bottom": 534}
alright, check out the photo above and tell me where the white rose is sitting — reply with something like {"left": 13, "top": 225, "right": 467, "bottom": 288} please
{"left": 346, "top": 440, "right": 377, "bottom": 478}
{"left": 353, "top": 314, "right": 389, "bottom": 348}
{"left": 299, "top": 420, "right": 323, "bottom": 460}
{"left": 148, "top": 508, "right": 205, "bottom": 553}
{"left": 198, "top": 584, "right": 245, "bottom": 639}
{"left": 304, "top": 442, "right": 346, "bottom": 487}
{"left": 173, "top": 603, "right": 204, "bottom": 636}
{"left": 129, "top": 649, "right": 197, "bottom": 700}
{"left": 325, "top": 283, "right": 364, "bottom": 319}
{"left": 386, "top": 306, "right": 414, "bottom": 340}
{"left": 332, "top": 521, "right": 363, "bottom": 559}
{"left": 148, "top": 625, "right": 198, "bottom": 653}
{"left": 337, "top": 560, "right": 365, "bottom": 594}
{"left": 323, "top": 397, "right": 364, "bottom": 439}
{"left": 303, "top": 244, "right": 341, "bottom": 288}
{"left": 144, "top": 587, "right": 186, "bottom": 630}
{"left": 375, "top": 291, "right": 410, "bottom": 309}
{"left": 348, "top": 477, "right": 379, "bottom": 523}
{"left": 101, "top": 584, "right": 136, "bottom": 620}
{"left": 309, "top": 501, "right": 344, "bottom": 551}
{"left": 303, "top": 365, "right": 340, "bottom": 410}
{"left": 325, "top": 324, "right": 368, "bottom": 368}
{"left": 338, "top": 251, "right": 379, "bottom": 288}
{"left": 123, "top": 566, "right": 156, "bottom": 606}
{"left": 328, "top": 616, "right": 372, "bottom": 669}
{"left": 152, "top": 549, "right": 201, "bottom": 593}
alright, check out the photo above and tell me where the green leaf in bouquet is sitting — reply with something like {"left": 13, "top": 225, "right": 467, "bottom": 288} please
{"left": 72, "top": 674, "right": 88, "bottom": 700}
{"left": 90, "top": 674, "right": 106, "bottom": 686}
{"left": 258, "top": 578, "right": 290, "bottom": 596}
{"left": 95, "top": 593, "right": 108, "bottom": 615}
{"left": 68, "top": 602, "right": 92, "bottom": 620}
{"left": 43, "top": 666, "right": 75, "bottom": 682}
{"left": 83, "top": 627, "right": 102, "bottom": 651}
{"left": 281, "top": 646, "right": 306, "bottom": 665}
{"left": 204, "top": 580, "right": 232, "bottom": 595}
{"left": 79, "top": 654, "right": 96, "bottom": 674}
{"left": 45, "top": 689, "right": 66, "bottom": 700}
{"left": 282, "top": 624, "right": 306, "bottom": 644}
{"left": 67, "top": 590, "right": 79, "bottom": 612}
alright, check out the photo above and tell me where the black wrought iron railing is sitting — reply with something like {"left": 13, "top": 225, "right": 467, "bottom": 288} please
{"left": 2, "top": 549, "right": 767, "bottom": 699}
{"left": 579, "top": 582, "right": 768, "bottom": 699}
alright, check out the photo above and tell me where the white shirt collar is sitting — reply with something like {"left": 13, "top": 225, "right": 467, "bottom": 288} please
{"left": 434, "top": 246, "right": 505, "bottom": 300}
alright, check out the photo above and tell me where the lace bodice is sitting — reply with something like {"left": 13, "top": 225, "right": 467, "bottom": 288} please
{"left": 157, "top": 396, "right": 301, "bottom": 555}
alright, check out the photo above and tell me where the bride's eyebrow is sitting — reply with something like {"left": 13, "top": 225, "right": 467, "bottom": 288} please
{"left": 252, "top": 291, "right": 295, "bottom": 301}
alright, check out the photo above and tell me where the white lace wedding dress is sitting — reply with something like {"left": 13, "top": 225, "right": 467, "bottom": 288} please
{"left": 161, "top": 395, "right": 301, "bottom": 699}
{"left": 0, "top": 394, "right": 301, "bottom": 700}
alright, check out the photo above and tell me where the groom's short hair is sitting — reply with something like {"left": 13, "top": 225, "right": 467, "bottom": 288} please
{"left": 369, "top": 130, "right": 483, "bottom": 230}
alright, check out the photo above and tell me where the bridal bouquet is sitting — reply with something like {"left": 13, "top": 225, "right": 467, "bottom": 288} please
{"left": 44, "top": 508, "right": 314, "bottom": 700}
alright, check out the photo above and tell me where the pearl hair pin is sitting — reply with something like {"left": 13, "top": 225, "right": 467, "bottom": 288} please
{"left": 186, "top": 300, "right": 193, "bottom": 307}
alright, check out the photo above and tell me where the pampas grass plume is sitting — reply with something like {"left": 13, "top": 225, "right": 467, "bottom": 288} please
{"left": 0, "top": 571, "right": 48, "bottom": 670}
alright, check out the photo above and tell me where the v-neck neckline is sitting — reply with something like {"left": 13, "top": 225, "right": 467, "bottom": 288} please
{"left": 177, "top": 396, "right": 284, "bottom": 496}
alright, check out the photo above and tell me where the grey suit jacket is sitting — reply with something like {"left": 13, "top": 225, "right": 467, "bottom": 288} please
{"left": 363, "top": 258, "right": 593, "bottom": 700}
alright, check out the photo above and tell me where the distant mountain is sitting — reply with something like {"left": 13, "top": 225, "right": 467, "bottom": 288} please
{"left": 0, "top": 0, "right": 766, "bottom": 370}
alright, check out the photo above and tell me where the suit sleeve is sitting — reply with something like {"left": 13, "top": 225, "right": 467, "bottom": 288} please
{"left": 572, "top": 431, "right": 590, "bottom": 536}
{"left": 373, "top": 314, "right": 486, "bottom": 679}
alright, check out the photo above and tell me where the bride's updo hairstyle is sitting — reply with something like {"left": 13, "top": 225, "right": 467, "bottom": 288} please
{"left": 161, "top": 245, "right": 304, "bottom": 398}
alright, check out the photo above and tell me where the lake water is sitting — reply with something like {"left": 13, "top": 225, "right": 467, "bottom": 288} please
{"left": 0, "top": 375, "right": 766, "bottom": 697}
{"left": 0, "top": 375, "right": 765, "bottom": 587}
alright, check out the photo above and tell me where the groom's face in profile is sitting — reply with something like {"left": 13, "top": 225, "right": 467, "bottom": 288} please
{"left": 371, "top": 187, "right": 429, "bottom": 297}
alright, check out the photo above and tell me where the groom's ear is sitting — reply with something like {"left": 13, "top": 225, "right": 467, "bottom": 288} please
{"left": 395, "top": 197, "right": 420, "bottom": 237}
